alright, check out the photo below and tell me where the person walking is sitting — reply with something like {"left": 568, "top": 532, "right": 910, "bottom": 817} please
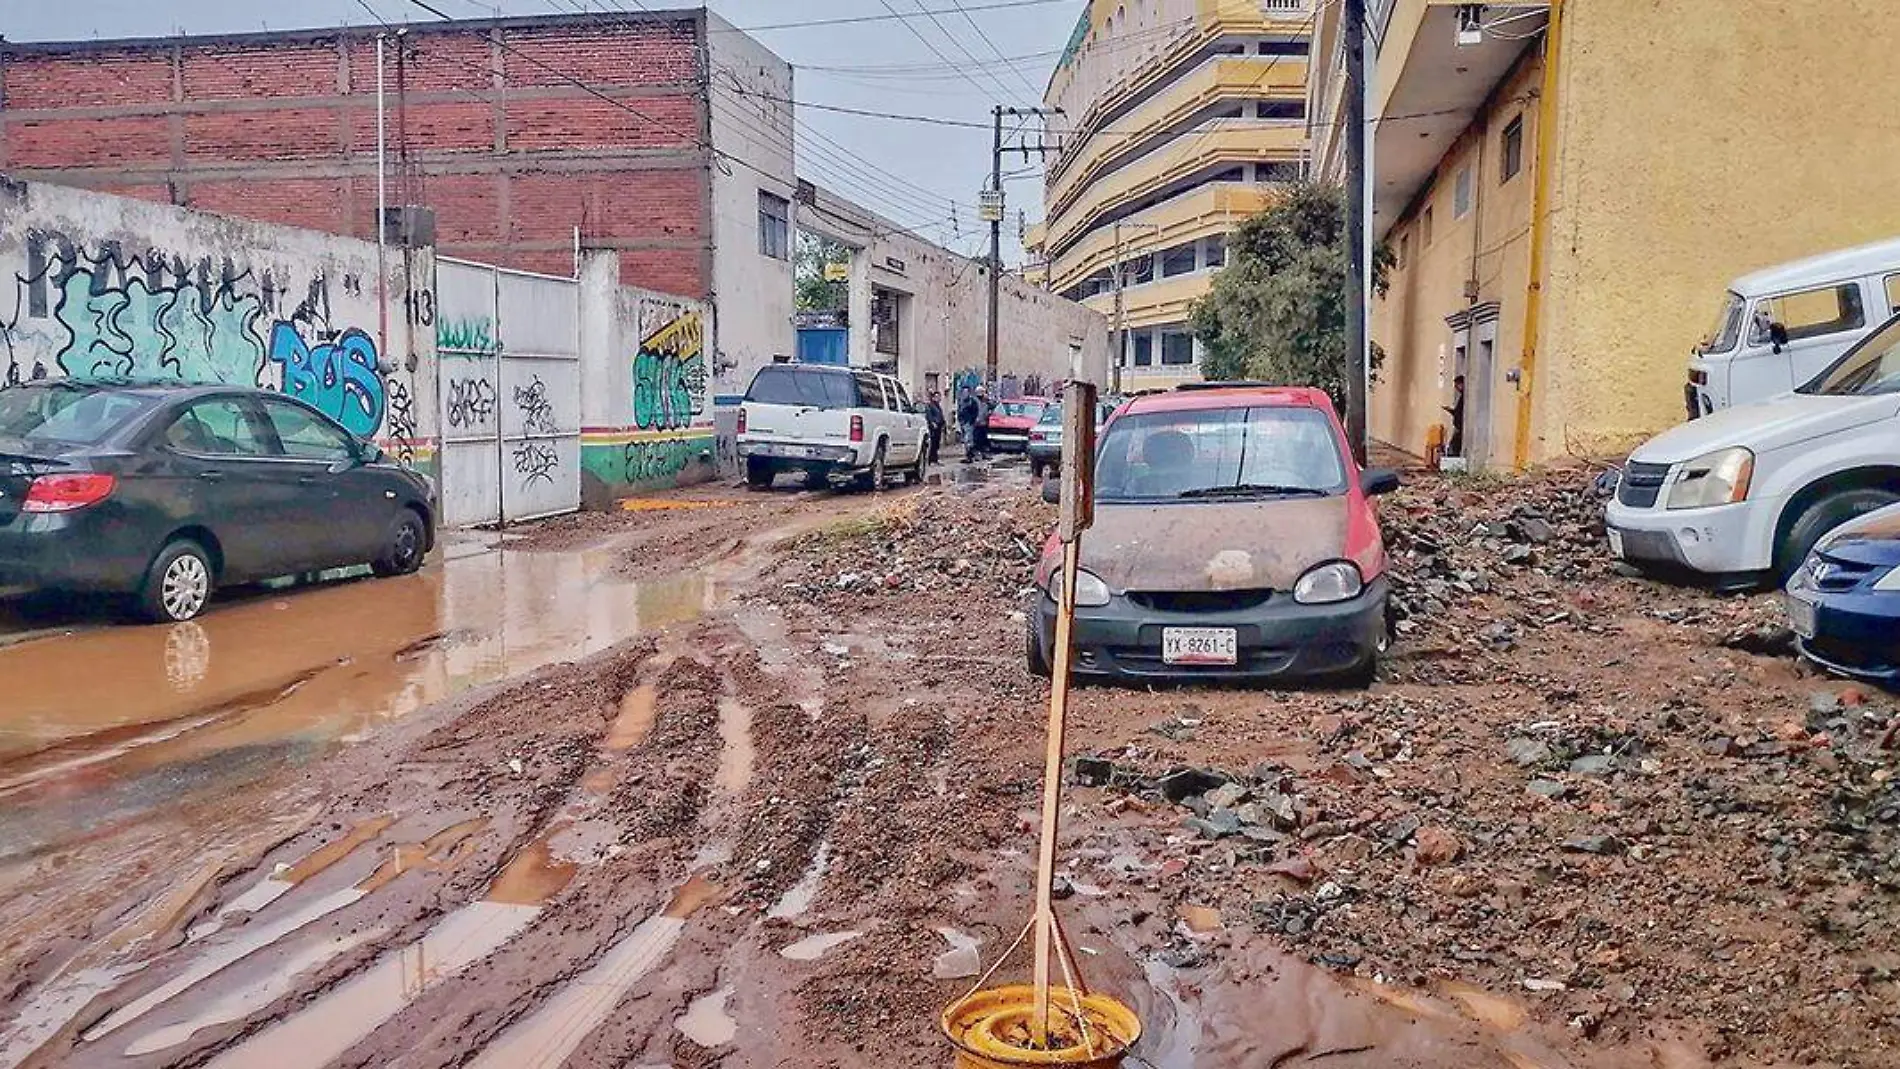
{"left": 924, "top": 390, "right": 946, "bottom": 464}
{"left": 971, "top": 384, "right": 993, "bottom": 459}
{"left": 958, "top": 387, "right": 981, "bottom": 463}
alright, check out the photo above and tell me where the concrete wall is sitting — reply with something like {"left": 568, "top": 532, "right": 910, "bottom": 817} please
{"left": 1534, "top": 0, "right": 1900, "bottom": 460}
{"left": 575, "top": 250, "right": 714, "bottom": 506}
{"left": 705, "top": 12, "right": 796, "bottom": 402}
{"left": 0, "top": 13, "right": 712, "bottom": 296}
{"left": 0, "top": 175, "right": 434, "bottom": 467}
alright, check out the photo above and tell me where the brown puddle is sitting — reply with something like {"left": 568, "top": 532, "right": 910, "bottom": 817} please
{"left": 0, "top": 543, "right": 712, "bottom": 854}
{"left": 606, "top": 684, "right": 659, "bottom": 750}
{"left": 485, "top": 834, "right": 580, "bottom": 907}
{"left": 464, "top": 873, "right": 724, "bottom": 1069}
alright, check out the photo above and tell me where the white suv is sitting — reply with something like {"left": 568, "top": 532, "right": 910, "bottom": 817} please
{"left": 737, "top": 364, "right": 930, "bottom": 490}
{"left": 1607, "top": 308, "right": 1900, "bottom": 583}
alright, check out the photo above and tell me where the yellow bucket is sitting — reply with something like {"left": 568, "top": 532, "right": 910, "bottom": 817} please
{"left": 940, "top": 985, "right": 1142, "bottom": 1068}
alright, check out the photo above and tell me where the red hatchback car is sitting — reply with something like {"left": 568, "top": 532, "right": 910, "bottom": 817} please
{"left": 1028, "top": 384, "right": 1399, "bottom": 684}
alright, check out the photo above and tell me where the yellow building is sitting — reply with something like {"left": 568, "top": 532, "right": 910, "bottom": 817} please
{"left": 1040, "top": 0, "right": 1314, "bottom": 391}
{"left": 1310, "top": 0, "right": 1900, "bottom": 468}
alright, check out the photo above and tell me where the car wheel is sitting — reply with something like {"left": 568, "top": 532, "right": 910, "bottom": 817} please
{"left": 138, "top": 540, "right": 215, "bottom": 624}
{"left": 858, "top": 444, "right": 887, "bottom": 492}
{"left": 1776, "top": 487, "right": 1900, "bottom": 581}
{"left": 1025, "top": 610, "right": 1052, "bottom": 678}
{"left": 745, "top": 457, "right": 775, "bottom": 490}
{"left": 906, "top": 444, "right": 928, "bottom": 485}
{"left": 372, "top": 510, "right": 427, "bottom": 578}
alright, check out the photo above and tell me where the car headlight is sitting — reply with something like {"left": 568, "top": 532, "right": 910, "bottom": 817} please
{"left": 1293, "top": 561, "right": 1364, "bottom": 605}
{"left": 1665, "top": 447, "right": 1754, "bottom": 510}
{"left": 1047, "top": 568, "right": 1112, "bottom": 607}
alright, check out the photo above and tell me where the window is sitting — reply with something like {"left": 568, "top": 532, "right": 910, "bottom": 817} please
{"left": 1422, "top": 206, "right": 1435, "bottom": 246}
{"left": 892, "top": 380, "right": 915, "bottom": 412}
{"left": 1161, "top": 332, "right": 1195, "bottom": 365}
{"left": 1205, "top": 236, "right": 1226, "bottom": 268}
{"left": 1751, "top": 284, "right": 1866, "bottom": 345}
{"left": 1453, "top": 166, "right": 1473, "bottom": 218}
{"left": 0, "top": 386, "right": 153, "bottom": 446}
{"left": 758, "top": 191, "right": 790, "bottom": 260}
{"left": 746, "top": 366, "right": 853, "bottom": 408}
{"left": 1258, "top": 161, "right": 1302, "bottom": 183}
{"left": 165, "top": 398, "right": 267, "bottom": 456}
{"left": 1094, "top": 406, "right": 1347, "bottom": 502}
{"left": 1133, "top": 334, "right": 1154, "bottom": 366}
{"left": 1500, "top": 116, "right": 1524, "bottom": 182}
{"left": 1885, "top": 273, "right": 1900, "bottom": 314}
{"left": 1259, "top": 40, "right": 1309, "bottom": 56}
{"left": 1800, "top": 313, "right": 1900, "bottom": 396}
{"left": 1698, "top": 293, "right": 1745, "bottom": 355}
{"left": 262, "top": 400, "right": 356, "bottom": 462}
{"left": 1398, "top": 230, "right": 1412, "bottom": 269}
{"left": 1258, "top": 100, "right": 1305, "bottom": 120}
{"left": 1161, "top": 244, "right": 1197, "bottom": 277}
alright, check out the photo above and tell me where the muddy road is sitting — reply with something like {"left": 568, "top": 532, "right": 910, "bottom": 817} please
{"left": 1, "top": 466, "right": 1894, "bottom": 1068}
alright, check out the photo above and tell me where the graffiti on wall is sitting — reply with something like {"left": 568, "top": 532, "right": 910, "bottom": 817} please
{"left": 632, "top": 309, "right": 705, "bottom": 432}
{"left": 621, "top": 436, "right": 710, "bottom": 485}
{"left": 514, "top": 375, "right": 557, "bottom": 435}
{"left": 1, "top": 227, "right": 405, "bottom": 447}
{"left": 436, "top": 316, "right": 497, "bottom": 353}
{"left": 446, "top": 377, "right": 497, "bottom": 429}
{"left": 513, "top": 440, "right": 560, "bottom": 488}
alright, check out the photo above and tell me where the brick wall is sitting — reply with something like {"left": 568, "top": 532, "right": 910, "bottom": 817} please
{"left": 0, "top": 13, "right": 713, "bottom": 298}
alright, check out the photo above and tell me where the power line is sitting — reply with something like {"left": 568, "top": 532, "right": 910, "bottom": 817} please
{"left": 735, "top": 0, "right": 1071, "bottom": 35}
{"left": 899, "top": 0, "right": 1027, "bottom": 103}
{"left": 874, "top": 0, "right": 1016, "bottom": 103}
{"left": 944, "top": 0, "right": 1046, "bottom": 99}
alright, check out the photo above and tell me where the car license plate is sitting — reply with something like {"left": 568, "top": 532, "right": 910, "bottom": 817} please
{"left": 1784, "top": 592, "right": 1818, "bottom": 639}
{"left": 1607, "top": 528, "right": 1625, "bottom": 558}
{"left": 1162, "top": 627, "right": 1237, "bottom": 666}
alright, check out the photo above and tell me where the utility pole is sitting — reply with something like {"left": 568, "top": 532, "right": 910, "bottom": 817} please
{"left": 987, "top": 105, "right": 1004, "bottom": 386}
{"left": 1110, "top": 223, "right": 1125, "bottom": 396}
{"left": 983, "top": 105, "right": 1063, "bottom": 386}
{"left": 1343, "top": 0, "right": 1370, "bottom": 465}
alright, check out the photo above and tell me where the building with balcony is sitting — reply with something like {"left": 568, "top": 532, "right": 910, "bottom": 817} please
{"left": 1311, "top": 0, "right": 1900, "bottom": 468}
{"left": 1040, "top": 0, "right": 1314, "bottom": 391}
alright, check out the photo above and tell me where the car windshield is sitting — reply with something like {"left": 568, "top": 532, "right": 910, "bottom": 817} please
{"left": 0, "top": 384, "right": 154, "bottom": 447}
{"left": 1036, "top": 406, "right": 1062, "bottom": 425}
{"left": 1799, "top": 311, "right": 1900, "bottom": 396}
{"left": 744, "top": 366, "right": 857, "bottom": 408}
{"left": 1095, "top": 405, "right": 1348, "bottom": 501}
{"left": 1697, "top": 292, "right": 1745, "bottom": 354}
{"left": 997, "top": 401, "right": 1045, "bottom": 419}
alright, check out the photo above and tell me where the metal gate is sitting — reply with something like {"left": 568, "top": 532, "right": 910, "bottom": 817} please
{"left": 436, "top": 258, "right": 582, "bottom": 527}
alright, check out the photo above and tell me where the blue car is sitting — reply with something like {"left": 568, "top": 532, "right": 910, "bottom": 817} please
{"left": 1784, "top": 502, "right": 1900, "bottom": 684}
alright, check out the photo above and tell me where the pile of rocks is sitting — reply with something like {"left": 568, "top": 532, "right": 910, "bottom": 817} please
{"left": 766, "top": 489, "right": 1050, "bottom": 610}
{"left": 1380, "top": 468, "right": 1616, "bottom": 634}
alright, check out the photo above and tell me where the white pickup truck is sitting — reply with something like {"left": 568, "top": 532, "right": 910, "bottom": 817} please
{"left": 736, "top": 363, "right": 930, "bottom": 490}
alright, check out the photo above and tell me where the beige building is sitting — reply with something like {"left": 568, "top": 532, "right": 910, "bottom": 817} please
{"left": 1038, "top": 0, "right": 1314, "bottom": 392}
{"left": 1310, "top": 0, "right": 1900, "bottom": 468}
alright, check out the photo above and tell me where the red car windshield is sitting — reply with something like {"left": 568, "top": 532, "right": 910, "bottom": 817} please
{"left": 995, "top": 402, "right": 1045, "bottom": 420}
{"left": 1095, "top": 406, "right": 1347, "bottom": 501}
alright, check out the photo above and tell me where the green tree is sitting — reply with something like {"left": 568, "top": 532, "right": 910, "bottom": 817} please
{"left": 1189, "top": 183, "right": 1394, "bottom": 407}
{"left": 795, "top": 232, "right": 850, "bottom": 313}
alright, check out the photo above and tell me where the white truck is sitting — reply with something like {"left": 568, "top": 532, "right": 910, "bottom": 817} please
{"left": 1687, "top": 236, "right": 1900, "bottom": 416}
{"left": 736, "top": 363, "right": 930, "bottom": 491}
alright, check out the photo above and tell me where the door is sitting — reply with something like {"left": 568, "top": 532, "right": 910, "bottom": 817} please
{"left": 1742, "top": 281, "right": 1869, "bottom": 401}
{"left": 255, "top": 396, "right": 389, "bottom": 568}
{"left": 154, "top": 397, "right": 293, "bottom": 582}
{"left": 497, "top": 269, "right": 581, "bottom": 522}
{"left": 437, "top": 259, "right": 503, "bottom": 528}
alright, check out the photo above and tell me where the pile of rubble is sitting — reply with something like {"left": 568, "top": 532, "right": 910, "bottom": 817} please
{"left": 765, "top": 488, "right": 1051, "bottom": 610}
{"left": 1380, "top": 467, "right": 1617, "bottom": 636}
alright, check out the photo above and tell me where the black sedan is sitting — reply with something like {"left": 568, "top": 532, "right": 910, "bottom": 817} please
{"left": 0, "top": 380, "right": 435, "bottom": 622}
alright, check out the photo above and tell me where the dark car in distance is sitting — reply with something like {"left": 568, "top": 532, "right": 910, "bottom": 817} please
{"left": 0, "top": 380, "right": 435, "bottom": 623}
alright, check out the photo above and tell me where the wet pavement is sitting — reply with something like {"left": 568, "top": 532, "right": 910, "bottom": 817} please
{"left": 0, "top": 532, "right": 714, "bottom": 862}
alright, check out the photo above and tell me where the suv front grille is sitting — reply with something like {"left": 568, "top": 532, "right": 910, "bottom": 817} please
{"left": 1617, "top": 461, "right": 1670, "bottom": 509}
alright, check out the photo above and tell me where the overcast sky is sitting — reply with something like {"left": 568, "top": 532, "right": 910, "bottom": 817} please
{"left": 6, "top": 0, "right": 1081, "bottom": 262}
